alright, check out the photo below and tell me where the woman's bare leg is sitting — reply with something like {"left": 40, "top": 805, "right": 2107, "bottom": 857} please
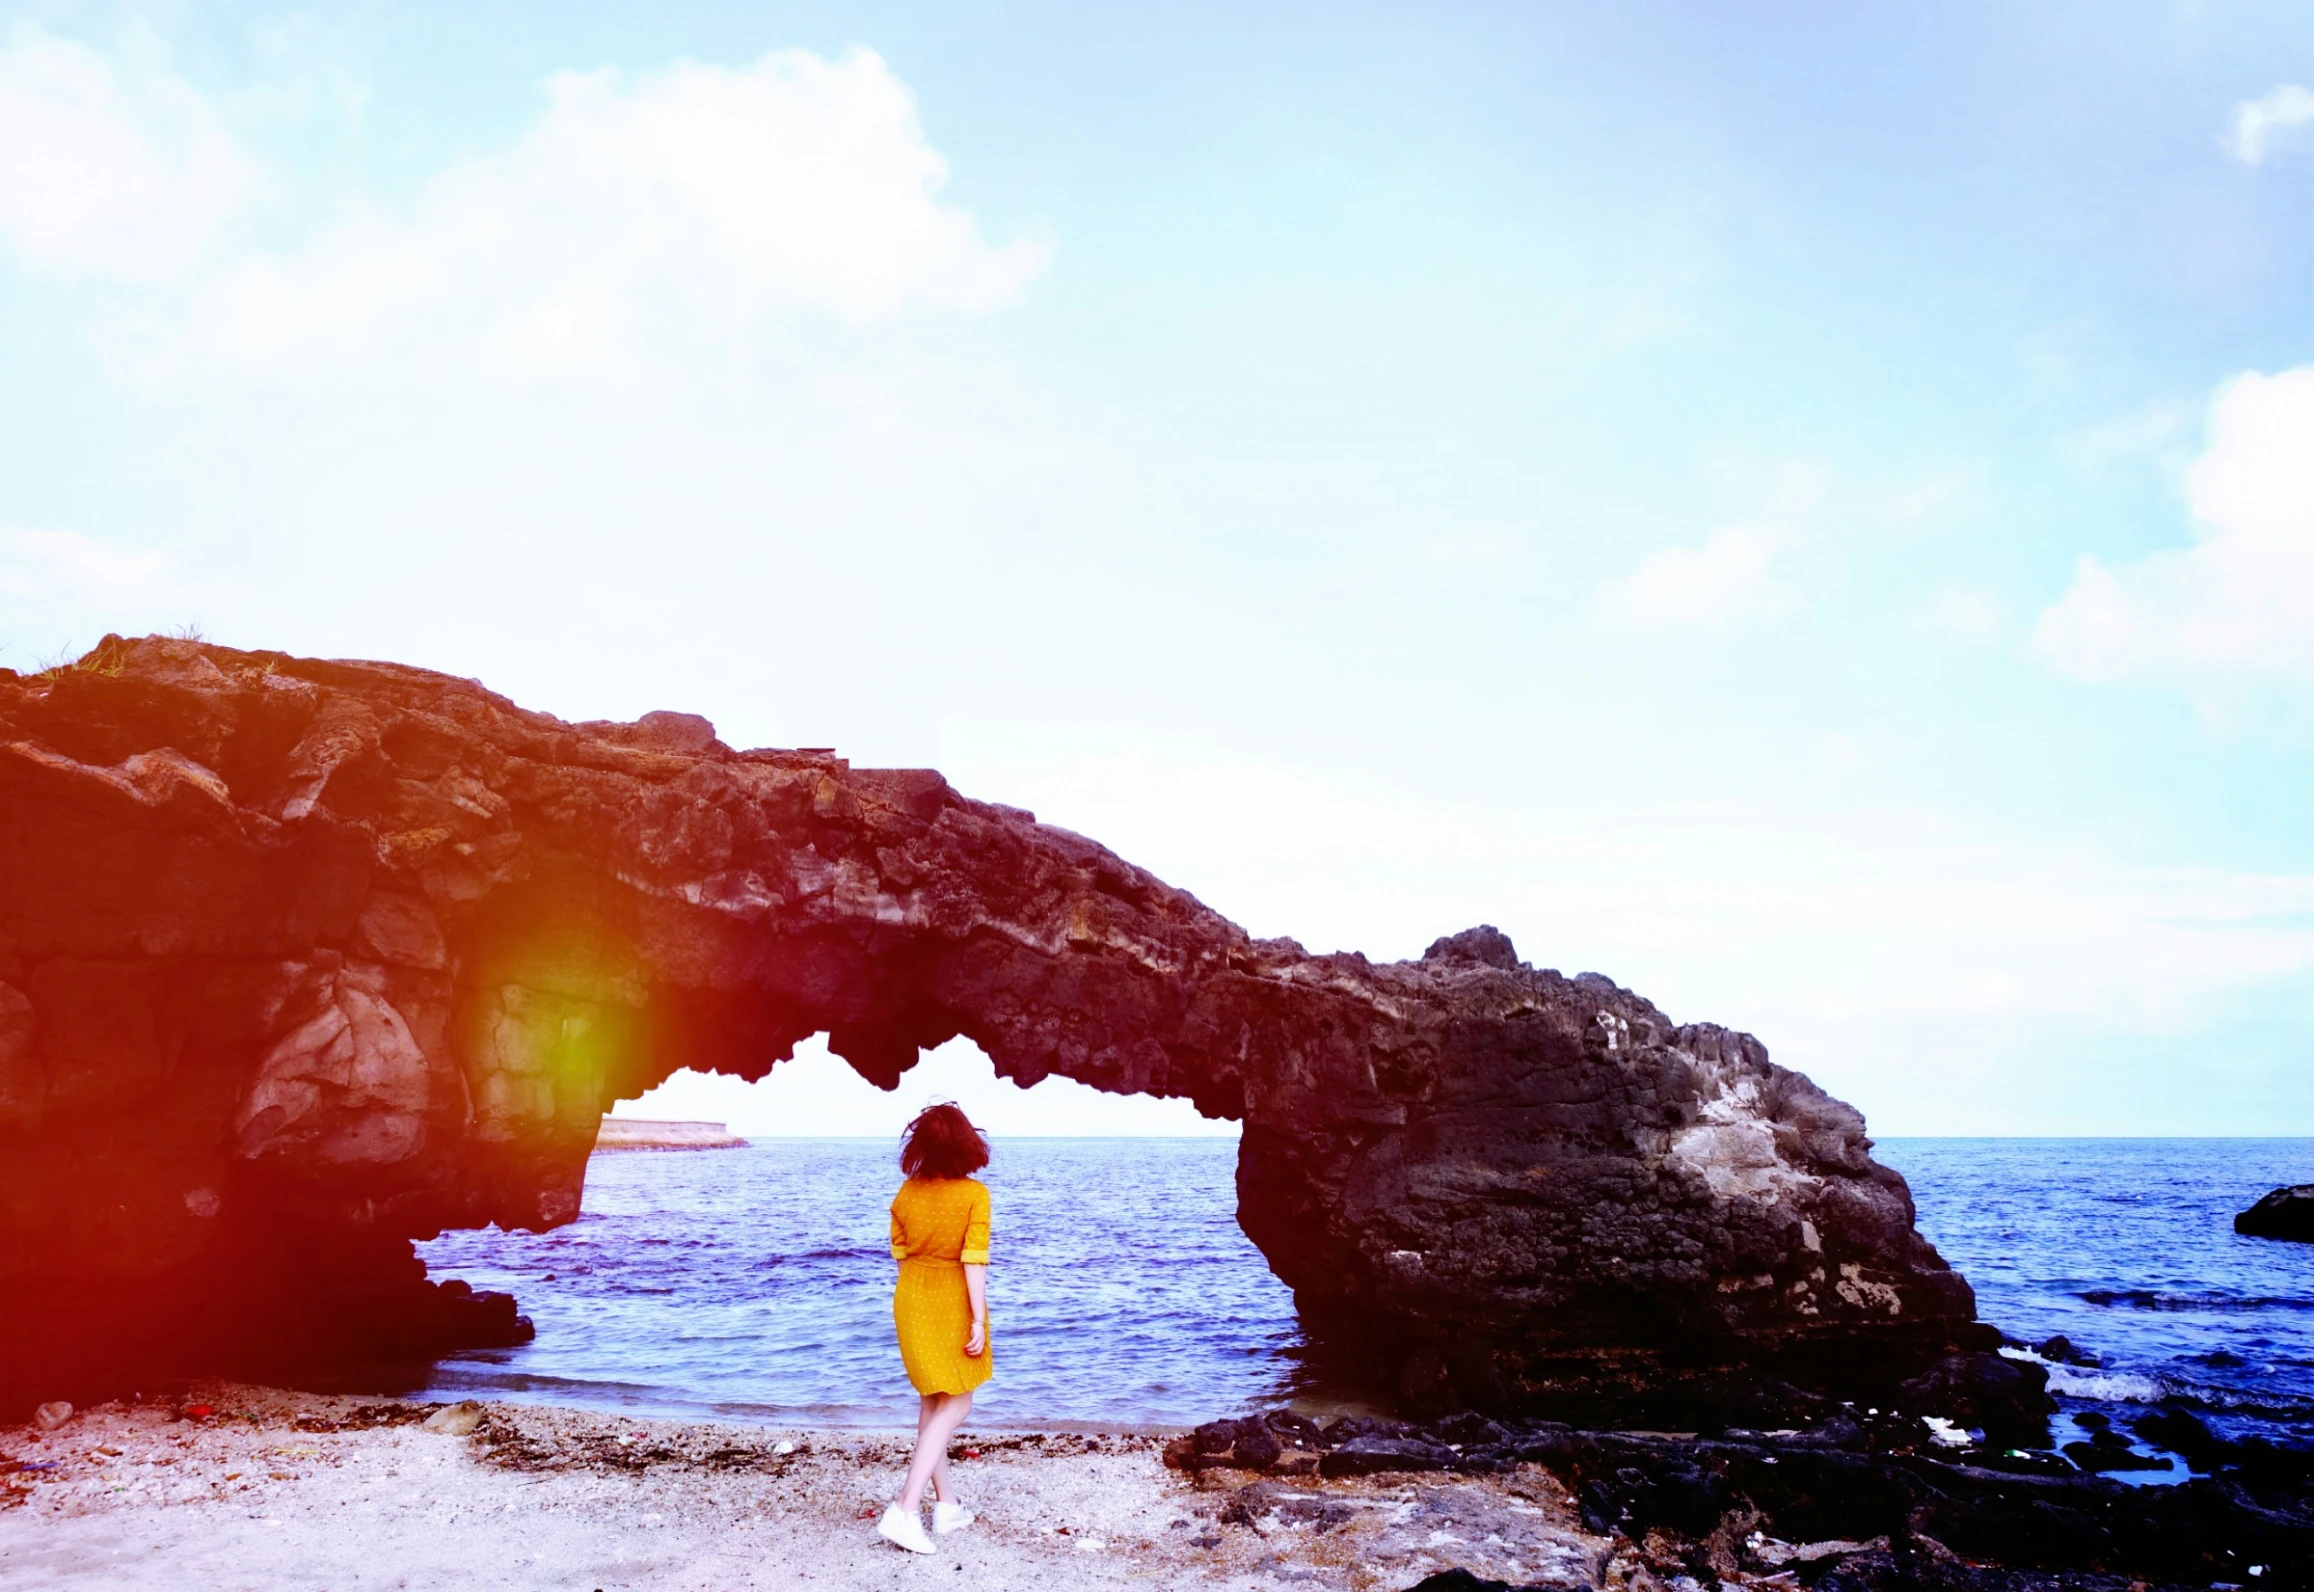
{"left": 912, "top": 1394, "right": 953, "bottom": 1503}
{"left": 899, "top": 1391, "right": 974, "bottom": 1512}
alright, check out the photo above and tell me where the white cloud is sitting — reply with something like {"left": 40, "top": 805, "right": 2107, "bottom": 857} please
{"left": 1601, "top": 523, "right": 1783, "bottom": 628}
{"left": 0, "top": 529, "right": 239, "bottom": 658}
{"left": 2226, "top": 83, "right": 2314, "bottom": 165}
{"left": 1881, "top": 469, "right": 1974, "bottom": 526}
{"left": 1420, "top": 523, "right": 1526, "bottom": 566}
{"left": 2058, "top": 401, "right": 2189, "bottom": 475}
{"left": 5, "top": 526, "right": 172, "bottom": 593}
{"left": 1818, "top": 731, "right": 1864, "bottom": 767}
{"left": 1913, "top": 585, "right": 2002, "bottom": 639}
{"left": 0, "top": 46, "right": 1081, "bottom": 729}
{"left": 2035, "top": 557, "right": 2137, "bottom": 679}
{"left": 0, "top": 37, "right": 1099, "bottom": 746}
{"left": 1601, "top": 462, "right": 1825, "bottom": 629}
{"left": 2035, "top": 366, "right": 2314, "bottom": 687}
{"left": 0, "top": 25, "right": 255, "bottom": 278}
{"left": 175, "top": 48, "right": 1048, "bottom": 389}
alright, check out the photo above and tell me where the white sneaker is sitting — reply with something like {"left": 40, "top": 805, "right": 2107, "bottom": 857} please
{"left": 876, "top": 1503, "right": 935, "bottom": 1554}
{"left": 932, "top": 1500, "right": 975, "bottom": 1534}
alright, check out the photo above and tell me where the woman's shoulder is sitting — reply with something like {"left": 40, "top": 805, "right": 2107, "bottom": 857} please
{"left": 896, "top": 1174, "right": 989, "bottom": 1201}
{"left": 895, "top": 1173, "right": 986, "bottom": 1193}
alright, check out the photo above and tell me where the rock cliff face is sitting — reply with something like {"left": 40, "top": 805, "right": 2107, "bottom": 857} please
{"left": 0, "top": 637, "right": 2015, "bottom": 1422}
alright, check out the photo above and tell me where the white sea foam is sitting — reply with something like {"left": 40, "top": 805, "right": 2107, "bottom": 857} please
{"left": 2045, "top": 1365, "right": 2169, "bottom": 1402}
{"left": 1999, "top": 1346, "right": 2170, "bottom": 1402}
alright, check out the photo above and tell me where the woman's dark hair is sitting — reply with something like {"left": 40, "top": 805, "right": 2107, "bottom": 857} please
{"left": 900, "top": 1102, "right": 990, "bottom": 1180}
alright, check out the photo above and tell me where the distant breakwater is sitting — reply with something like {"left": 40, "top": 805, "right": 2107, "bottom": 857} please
{"left": 592, "top": 1118, "right": 749, "bottom": 1152}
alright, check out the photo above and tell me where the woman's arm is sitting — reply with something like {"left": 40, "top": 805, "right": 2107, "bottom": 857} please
{"left": 961, "top": 1181, "right": 990, "bottom": 1355}
{"left": 962, "top": 1263, "right": 987, "bottom": 1357}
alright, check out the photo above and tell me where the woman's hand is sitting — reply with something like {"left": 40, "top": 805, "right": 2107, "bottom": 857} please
{"left": 963, "top": 1317, "right": 986, "bottom": 1358}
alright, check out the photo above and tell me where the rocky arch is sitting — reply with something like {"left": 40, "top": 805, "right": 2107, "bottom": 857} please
{"left": 0, "top": 637, "right": 2015, "bottom": 1425}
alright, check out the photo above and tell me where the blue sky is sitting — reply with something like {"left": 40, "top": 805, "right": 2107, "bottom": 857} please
{"left": 5, "top": 2, "right": 2314, "bottom": 1135}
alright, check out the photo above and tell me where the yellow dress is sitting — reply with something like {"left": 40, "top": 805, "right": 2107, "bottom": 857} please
{"left": 889, "top": 1176, "right": 993, "bottom": 1395}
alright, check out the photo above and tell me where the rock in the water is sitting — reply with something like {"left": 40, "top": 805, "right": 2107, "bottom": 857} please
{"left": 2061, "top": 1434, "right": 2168, "bottom": 1473}
{"left": 1894, "top": 1353, "right": 2050, "bottom": 1447}
{"left": 2033, "top": 1333, "right": 2096, "bottom": 1366}
{"left": 2236, "top": 1184, "right": 2314, "bottom": 1242}
{"left": 2131, "top": 1405, "right": 2225, "bottom": 1470}
{"left": 0, "top": 635, "right": 2005, "bottom": 1421}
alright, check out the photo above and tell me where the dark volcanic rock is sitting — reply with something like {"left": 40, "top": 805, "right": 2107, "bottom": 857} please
{"left": 2034, "top": 1333, "right": 2096, "bottom": 1367}
{"left": 2061, "top": 1437, "right": 2169, "bottom": 1473}
{"left": 2237, "top": 1184, "right": 2314, "bottom": 1242}
{"left": 1402, "top": 1574, "right": 1551, "bottom": 1592}
{"left": 2132, "top": 1405, "right": 2228, "bottom": 1470}
{"left": 1206, "top": 1405, "right": 2314, "bottom": 1582}
{"left": 1422, "top": 925, "right": 1521, "bottom": 969}
{"left": 2, "top": 635, "right": 2003, "bottom": 1417}
{"left": 1897, "top": 1353, "right": 2051, "bottom": 1448}
{"left": 1319, "top": 1434, "right": 1457, "bottom": 1477}
{"left": 1229, "top": 1420, "right": 1283, "bottom": 1471}
{"left": 1540, "top": 1425, "right": 2313, "bottom": 1584}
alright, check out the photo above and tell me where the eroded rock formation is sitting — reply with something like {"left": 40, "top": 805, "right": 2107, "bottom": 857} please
{"left": 0, "top": 637, "right": 2022, "bottom": 1424}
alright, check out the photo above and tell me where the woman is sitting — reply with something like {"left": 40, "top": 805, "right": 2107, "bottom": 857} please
{"left": 875, "top": 1101, "right": 993, "bottom": 1555}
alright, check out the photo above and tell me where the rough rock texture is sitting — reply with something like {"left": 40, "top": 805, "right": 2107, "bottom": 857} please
{"left": 2237, "top": 1185, "right": 2314, "bottom": 1243}
{"left": 1180, "top": 1406, "right": 2314, "bottom": 1587}
{"left": 0, "top": 637, "right": 2011, "bottom": 1420}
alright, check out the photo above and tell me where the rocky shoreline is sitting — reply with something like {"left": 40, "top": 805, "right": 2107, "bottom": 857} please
{"left": 0, "top": 1383, "right": 1709, "bottom": 1591}
{"left": 11, "top": 635, "right": 2289, "bottom": 1585}
{"left": 1171, "top": 1401, "right": 2314, "bottom": 1589}
{"left": 4, "top": 1383, "right": 2306, "bottom": 1591}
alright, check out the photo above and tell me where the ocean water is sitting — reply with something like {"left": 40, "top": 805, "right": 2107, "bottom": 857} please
{"left": 417, "top": 1138, "right": 1306, "bottom": 1429}
{"left": 418, "top": 1137, "right": 2314, "bottom": 1451}
{"left": 1878, "top": 1138, "right": 2314, "bottom": 1459}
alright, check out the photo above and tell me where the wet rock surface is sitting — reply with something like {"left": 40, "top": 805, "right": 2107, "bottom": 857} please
{"left": 5, "top": 635, "right": 2006, "bottom": 1420}
{"left": 2237, "top": 1185, "right": 2314, "bottom": 1243}
{"left": 1177, "top": 1405, "right": 2314, "bottom": 1588}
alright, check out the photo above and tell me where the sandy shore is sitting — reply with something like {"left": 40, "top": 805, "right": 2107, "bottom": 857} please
{"left": 0, "top": 1384, "right": 1643, "bottom": 1592}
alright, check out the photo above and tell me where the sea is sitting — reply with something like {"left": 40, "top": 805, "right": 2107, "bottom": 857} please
{"left": 416, "top": 1137, "right": 2314, "bottom": 1464}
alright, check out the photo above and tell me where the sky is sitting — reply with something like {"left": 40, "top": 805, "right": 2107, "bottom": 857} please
{"left": 4, "top": 2, "right": 2314, "bottom": 1136}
